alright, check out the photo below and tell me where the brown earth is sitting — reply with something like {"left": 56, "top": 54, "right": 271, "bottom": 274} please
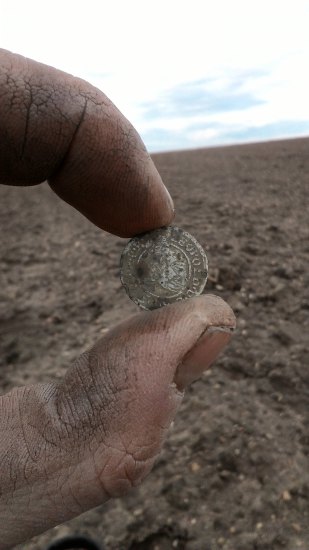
{"left": 1, "top": 137, "right": 308, "bottom": 550}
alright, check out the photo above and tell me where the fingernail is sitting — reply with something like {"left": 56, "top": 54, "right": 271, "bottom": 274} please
{"left": 174, "top": 327, "right": 233, "bottom": 390}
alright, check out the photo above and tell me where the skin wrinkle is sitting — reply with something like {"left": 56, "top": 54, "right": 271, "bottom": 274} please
{"left": 41, "top": 465, "right": 59, "bottom": 519}
{"left": 51, "top": 96, "right": 88, "bottom": 180}
{"left": 20, "top": 387, "right": 63, "bottom": 460}
{"left": 65, "top": 466, "right": 85, "bottom": 515}
{"left": 119, "top": 447, "right": 149, "bottom": 481}
{"left": 78, "top": 446, "right": 149, "bottom": 504}
{"left": 0, "top": 50, "right": 106, "bottom": 187}
{"left": 94, "top": 434, "right": 145, "bottom": 484}
{"left": 20, "top": 80, "right": 33, "bottom": 159}
{"left": 54, "top": 355, "right": 132, "bottom": 449}
{"left": 17, "top": 391, "right": 33, "bottom": 464}
{"left": 29, "top": 421, "right": 61, "bottom": 451}
{"left": 5, "top": 447, "right": 98, "bottom": 510}
{"left": 69, "top": 355, "right": 118, "bottom": 430}
{"left": 78, "top": 87, "right": 111, "bottom": 109}
{"left": 55, "top": 394, "right": 95, "bottom": 447}
{"left": 99, "top": 454, "right": 135, "bottom": 495}
{"left": 70, "top": 359, "right": 100, "bottom": 425}
{"left": 92, "top": 453, "right": 113, "bottom": 500}
{"left": 54, "top": 389, "right": 77, "bottom": 433}
{"left": 53, "top": 365, "right": 97, "bottom": 438}
{"left": 129, "top": 439, "right": 163, "bottom": 456}
{"left": 122, "top": 462, "right": 136, "bottom": 490}
{"left": 2, "top": 387, "right": 90, "bottom": 497}
{"left": 7, "top": 75, "right": 20, "bottom": 116}
{"left": 6, "top": 454, "right": 17, "bottom": 494}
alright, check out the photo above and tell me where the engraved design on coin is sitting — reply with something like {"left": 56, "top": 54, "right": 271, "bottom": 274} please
{"left": 120, "top": 226, "right": 208, "bottom": 310}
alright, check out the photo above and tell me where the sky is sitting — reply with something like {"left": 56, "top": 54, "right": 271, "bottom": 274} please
{"left": 1, "top": 0, "right": 309, "bottom": 152}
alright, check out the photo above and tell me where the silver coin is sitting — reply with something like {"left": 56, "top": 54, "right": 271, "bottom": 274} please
{"left": 120, "top": 226, "right": 208, "bottom": 310}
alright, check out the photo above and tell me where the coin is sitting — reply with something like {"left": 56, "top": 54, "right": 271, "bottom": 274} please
{"left": 120, "top": 226, "right": 208, "bottom": 310}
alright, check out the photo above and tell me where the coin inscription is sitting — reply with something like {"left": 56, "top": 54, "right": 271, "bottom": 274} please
{"left": 120, "top": 226, "right": 208, "bottom": 310}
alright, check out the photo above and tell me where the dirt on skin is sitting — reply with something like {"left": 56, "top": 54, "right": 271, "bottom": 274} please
{"left": 0, "top": 137, "right": 308, "bottom": 550}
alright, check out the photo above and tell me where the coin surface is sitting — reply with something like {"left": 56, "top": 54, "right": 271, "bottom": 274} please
{"left": 120, "top": 226, "right": 208, "bottom": 310}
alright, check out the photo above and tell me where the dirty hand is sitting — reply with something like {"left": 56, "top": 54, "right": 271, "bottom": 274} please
{"left": 0, "top": 49, "right": 236, "bottom": 548}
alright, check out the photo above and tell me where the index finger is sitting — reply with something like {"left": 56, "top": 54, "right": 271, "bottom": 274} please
{"left": 0, "top": 49, "right": 174, "bottom": 237}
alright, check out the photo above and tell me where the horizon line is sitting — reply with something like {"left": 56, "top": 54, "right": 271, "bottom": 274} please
{"left": 149, "top": 133, "right": 309, "bottom": 156}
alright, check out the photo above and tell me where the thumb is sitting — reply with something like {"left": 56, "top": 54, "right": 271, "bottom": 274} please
{"left": 1, "top": 295, "right": 235, "bottom": 547}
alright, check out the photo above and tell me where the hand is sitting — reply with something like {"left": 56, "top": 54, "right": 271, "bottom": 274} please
{"left": 0, "top": 49, "right": 236, "bottom": 549}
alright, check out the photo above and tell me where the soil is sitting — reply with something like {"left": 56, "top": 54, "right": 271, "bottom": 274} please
{"left": 1, "top": 137, "right": 308, "bottom": 550}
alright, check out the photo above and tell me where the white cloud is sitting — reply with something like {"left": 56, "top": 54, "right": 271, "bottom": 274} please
{"left": 188, "top": 128, "right": 223, "bottom": 142}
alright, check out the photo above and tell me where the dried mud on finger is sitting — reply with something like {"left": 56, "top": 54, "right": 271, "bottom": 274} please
{"left": 1, "top": 138, "right": 308, "bottom": 550}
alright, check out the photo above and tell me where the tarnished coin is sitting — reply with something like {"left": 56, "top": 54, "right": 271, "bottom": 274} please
{"left": 120, "top": 226, "right": 208, "bottom": 310}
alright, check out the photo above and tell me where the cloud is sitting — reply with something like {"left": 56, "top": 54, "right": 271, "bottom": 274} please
{"left": 144, "top": 120, "right": 309, "bottom": 153}
{"left": 218, "top": 120, "right": 309, "bottom": 144}
{"left": 138, "top": 70, "right": 309, "bottom": 151}
{"left": 140, "top": 72, "right": 265, "bottom": 120}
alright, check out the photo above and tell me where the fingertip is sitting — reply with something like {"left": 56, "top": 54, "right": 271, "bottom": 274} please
{"left": 48, "top": 93, "right": 175, "bottom": 237}
{"left": 0, "top": 48, "right": 174, "bottom": 235}
{"left": 190, "top": 294, "right": 237, "bottom": 330}
{"left": 100, "top": 293, "right": 236, "bottom": 382}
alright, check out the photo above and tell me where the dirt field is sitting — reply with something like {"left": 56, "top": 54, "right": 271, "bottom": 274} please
{"left": 1, "top": 138, "right": 308, "bottom": 550}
